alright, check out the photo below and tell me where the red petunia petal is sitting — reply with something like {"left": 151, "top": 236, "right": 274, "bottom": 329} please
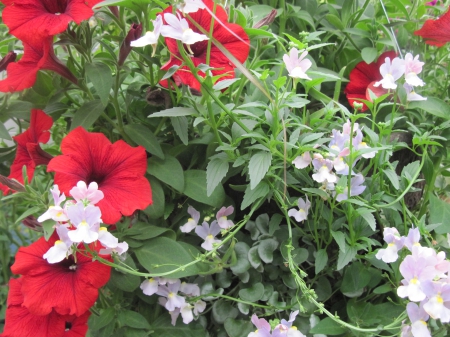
{"left": 11, "top": 234, "right": 111, "bottom": 316}
{"left": 47, "top": 127, "right": 152, "bottom": 224}
{"left": 414, "top": 8, "right": 450, "bottom": 46}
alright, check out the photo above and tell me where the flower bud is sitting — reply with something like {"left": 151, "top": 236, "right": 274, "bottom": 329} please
{"left": 0, "top": 51, "right": 17, "bottom": 72}
{"left": 118, "top": 23, "right": 143, "bottom": 66}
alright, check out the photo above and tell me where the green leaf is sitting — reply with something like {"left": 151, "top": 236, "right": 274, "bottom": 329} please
{"left": 309, "top": 317, "right": 346, "bottom": 335}
{"left": 42, "top": 219, "right": 55, "bottom": 240}
{"left": 224, "top": 318, "right": 254, "bottom": 337}
{"left": 126, "top": 222, "right": 175, "bottom": 241}
{"left": 258, "top": 238, "right": 278, "bottom": 263}
{"left": 315, "top": 249, "right": 328, "bottom": 274}
{"left": 248, "top": 151, "right": 272, "bottom": 189}
{"left": 248, "top": 246, "right": 262, "bottom": 269}
{"left": 183, "top": 170, "right": 225, "bottom": 207}
{"left": 0, "top": 122, "right": 11, "bottom": 140}
{"left": 241, "top": 181, "right": 269, "bottom": 210}
{"left": 109, "top": 256, "right": 140, "bottom": 292}
{"left": 213, "top": 78, "right": 241, "bottom": 90}
{"left": 148, "top": 107, "right": 196, "bottom": 118}
{"left": 207, "top": 156, "right": 229, "bottom": 197}
{"left": 429, "top": 195, "right": 450, "bottom": 234}
{"left": 341, "top": 262, "right": 372, "bottom": 297}
{"left": 383, "top": 169, "right": 400, "bottom": 190}
{"left": 337, "top": 245, "right": 357, "bottom": 270}
{"left": 230, "top": 242, "right": 251, "bottom": 274}
{"left": 117, "top": 310, "right": 150, "bottom": 329}
{"left": 239, "top": 282, "right": 264, "bottom": 301}
{"left": 357, "top": 208, "right": 376, "bottom": 231}
{"left": 89, "top": 308, "right": 115, "bottom": 331}
{"left": 212, "top": 300, "right": 239, "bottom": 324}
{"left": 94, "top": 0, "right": 152, "bottom": 9}
{"left": 143, "top": 177, "right": 165, "bottom": 219}
{"left": 71, "top": 100, "right": 104, "bottom": 130}
{"left": 85, "top": 63, "right": 113, "bottom": 106}
{"left": 331, "top": 231, "right": 346, "bottom": 253}
{"left": 151, "top": 314, "right": 207, "bottom": 337}
{"left": 361, "top": 47, "right": 378, "bottom": 64}
{"left": 409, "top": 97, "right": 450, "bottom": 120}
{"left": 148, "top": 155, "right": 184, "bottom": 192}
{"left": 171, "top": 116, "right": 189, "bottom": 145}
{"left": 135, "top": 237, "right": 208, "bottom": 278}
{"left": 124, "top": 124, "right": 164, "bottom": 159}
{"left": 325, "top": 14, "right": 344, "bottom": 30}
{"left": 15, "top": 206, "right": 41, "bottom": 224}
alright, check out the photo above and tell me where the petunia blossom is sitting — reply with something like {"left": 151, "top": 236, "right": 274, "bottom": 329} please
{"left": 159, "top": 0, "right": 250, "bottom": 91}
{"left": 283, "top": 48, "right": 312, "bottom": 80}
{"left": 47, "top": 127, "right": 152, "bottom": 224}
{"left": 0, "top": 109, "right": 53, "bottom": 195}
{"left": 161, "top": 13, "right": 209, "bottom": 47}
{"left": 11, "top": 233, "right": 111, "bottom": 317}
{"left": 344, "top": 51, "right": 397, "bottom": 111}
{"left": 414, "top": 7, "right": 450, "bottom": 46}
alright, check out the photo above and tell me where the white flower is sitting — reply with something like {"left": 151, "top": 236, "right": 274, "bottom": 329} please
{"left": 283, "top": 48, "right": 312, "bottom": 80}
{"left": 374, "top": 57, "right": 405, "bottom": 90}
{"left": 404, "top": 53, "right": 425, "bottom": 87}
{"left": 292, "top": 152, "right": 311, "bottom": 169}
{"left": 69, "top": 181, "right": 104, "bottom": 206}
{"left": 404, "top": 83, "right": 426, "bottom": 102}
{"left": 195, "top": 221, "right": 222, "bottom": 251}
{"left": 130, "top": 15, "right": 162, "bottom": 57}
{"left": 177, "top": 0, "right": 206, "bottom": 14}
{"left": 288, "top": 196, "right": 311, "bottom": 223}
{"left": 38, "top": 185, "right": 68, "bottom": 223}
{"left": 180, "top": 206, "right": 200, "bottom": 233}
{"left": 160, "top": 13, "right": 209, "bottom": 46}
{"left": 141, "top": 278, "right": 160, "bottom": 296}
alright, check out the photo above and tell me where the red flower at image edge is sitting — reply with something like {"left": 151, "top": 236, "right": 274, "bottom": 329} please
{"left": 0, "top": 109, "right": 53, "bottom": 195}
{"left": 1, "top": 0, "right": 103, "bottom": 43}
{"left": 344, "top": 51, "right": 397, "bottom": 111}
{"left": 47, "top": 127, "right": 152, "bottom": 224}
{"left": 10, "top": 233, "right": 111, "bottom": 317}
{"left": 0, "top": 37, "right": 78, "bottom": 93}
{"left": 160, "top": 0, "right": 250, "bottom": 91}
{"left": 414, "top": 7, "right": 450, "bottom": 46}
{"left": 1, "top": 278, "right": 90, "bottom": 337}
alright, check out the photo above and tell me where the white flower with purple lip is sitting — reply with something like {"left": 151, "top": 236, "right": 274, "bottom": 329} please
{"left": 69, "top": 181, "right": 104, "bottom": 206}
{"left": 216, "top": 206, "right": 234, "bottom": 229}
{"left": 157, "top": 280, "right": 186, "bottom": 311}
{"left": 140, "top": 277, "right": 160, "bottom": 296}
{"left": 404, "top": 83, "right": 426, "bottom": 102}
{"left": 43, "top": 226, "right": 73, "bottom": 264}
{"left": 404, "top": 228, "right": 421, "bottom": 252}
{"left": 66, "top": 203, "right": 102, "bottom": 244}
{"left": 195, "top": 221, "right": 222, "bottom": 251}
{"left": 375, "top": 227, "right": 405, "bottom": 263}
{"left": 99, "top": 241, "right": 129, "bottom": 256}
{"left": 423, "top": 281, "right": 450, "bottom": 322}
{"left": 292, "top": 152, "right": 312, "bottom": 169}
{"left": 404, "top": 53, "right": 425, "bottom": 87}
{"left": 130, "top": 15, "right": 162, "bottom": 57}
{"left": 404, "top": 302, "right": 431, "bottom": 337}
{"left": 288, "top": 196, "right": 311, "bottom": 223}
{"left": 374, "top": 57, "right": 406, "bottom": 90}
{"left": 160, "top": 13, "right": 209, "bottom": 47}
{"left": 180, "top": 206, "right": 200, "bottom": 233}
{"left": 38, "top": 185, "right": 68, "bottom": 223}
{"left": 273, "top": 310, "right": 305, "bottom": 337}
{"left": 283, "top": 48, "right": 312, "bottom": 80}
{"left": 180, "top": 282, "right": 200, "bottom": 296}
{"left": 312, "top": 158, "right": 337, "bottom": 183}
{"left": 353, "top": 129, "right": 377, "bottom": 159}
{"left": 335, "top": 174, "right": 366, "bottom": 202}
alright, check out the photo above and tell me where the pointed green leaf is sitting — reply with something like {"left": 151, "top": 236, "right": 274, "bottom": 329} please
{"left": 171, "top": 116, "right": 189, "bottom": 145}
{"left": 85, "top": 63, "right": 113, "bottom": 106}
{"left": 183, "top": 170, "right": 225, "bottom": 207}
{"left": 71, "top": 100, "right": 104, "bottom": 130}
{"left": 315, "top": 249, "right": 328, "bottom": 274}
{"left": 206, "top": 156, "right": 229, "bottom": 196}
{"left": 124, "top": 124, "right": 164, "bottom": 159}
{"left": 248, "top": 151, "right": 272, "bottom": 189}
{"left": 148, "top": 155, "right": 184, "bottom": 192}
{"left": 148, "top": 107, "right": 196, "bottom": 118}
{"left": 241, "top": 181, "right": 269, "bottom": 210}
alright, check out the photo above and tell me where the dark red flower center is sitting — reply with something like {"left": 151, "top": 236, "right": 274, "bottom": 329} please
{"left": 40, "top": 0, "right": 69, "bottom": 15}
{"left": 65, "top": 322, "right": 73, "bottom": 331}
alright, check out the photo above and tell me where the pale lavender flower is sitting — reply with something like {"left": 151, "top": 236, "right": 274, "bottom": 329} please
{"left": 141, "top": 278, "right": 160, "bottom": 296}
{"left": 342, "top": 120, "right": 359, "bottom": 135}
{"left": 283, "top": 48, "right": 312, "bottom": 80}
{"left": 216, "top": 206, "right": 234, "bottom": 229}
{"left": 406, "top": 302, "right": 431, "bottom": 337}
{"left": 404, "top": 53, "right": 425, "bottom": 87}
{"left": 180, "top": 282, "right": 200, "bottom": 296}
{"left": 273, "top": 311, "right": 306, "bottom": 337}
{"left": 195, "top": 221, "right": 222, "bottom": 250}
{"left": 312, "top": 158, "right": 337, "bottom": 183}
{"left": 160, "top": 13, "right": 209, "bottom": 47}
{"left": 404, "top": 83, "right": 427, "bottom": 102}
{"left": 248, "top": 315, "right": 272, "bottom": 337}
{"left": 157, "top": 280, "right": 186, "bottom": 311}
{"left": 376, "top": 227, "right": 405, "bottom": 263}
{"left": 99, "top": 241, "right": 129, "bottom": 256}
{"left": 130, "top": 15, "right": 162, "bottom": 57}
{"left": 397, "top": 254, "right": 436, "bottom": 301}
{"left": 159, "top": 297, "right": 181, "bottom": 326}
{"left": 69, "top": 181, "right": 104, "bottom": 206}
{"left": 335, "top": 174, "right": 366, "bottom": 202}
{"left": 66, "top": 203, "right": 101, "bottom": 244}
{"left": 180, "top": 206, "right": 200, "bottom": 233}
{"left": 404, "top": 228, "right": 421, "bottom": 252}
{"left": 43, "top": 226, "right": 73, "bottom": 264}
{"left": 98, "top": 227, "right": 119, "bottom": 248}
{"left": 292, "top": 152, "right": 311, "bottom": 169}
{"left": 177, "top": 0, "right": 206, "bottom": 14}
{"left": 374, "top": 57, "right": 406, "bottom": 89}
{"left": 288, "top": 196, "right": 311, "bottom": 222}
{"left": 38, "top": 185, "right": 68, "bottom": 223}
{"left": 353, "top": 129, "right": 376, "bottom": 159}
{"left": 423, "top": 281, "right": 450, "bottom": 322}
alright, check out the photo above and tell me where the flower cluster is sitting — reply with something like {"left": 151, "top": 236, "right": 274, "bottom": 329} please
{"left": 292, "top": 120, "right": 375, "bottom": 203}
{"left": 180, "top": 205, "right": 235, "bottom": 250}
{"left": 140, "top": 277, "right": 206, "bottom": 325}
{"left": 376, "top": 227, "right": 450, "bottom": 336}
{"left": 248, "top": 311, "right": 306, "bottom": 337}
{"left": 130, "top": 0, "right": 250, "bottom": 91}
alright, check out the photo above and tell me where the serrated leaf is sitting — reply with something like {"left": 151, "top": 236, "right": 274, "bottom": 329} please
{"left": 207, "top": 157, "right": 229, "bottom": 196}
{"left": 383, "top": 169, "right": 399, "bottom": 190}
{"left": 71, "top": 100, "right": 104, "bottom": 130}
{"left": 184, "top": 170, "right": 225, "bottom": 207}
{"left": 331, "top": 231, "right": 346, "bottom": 253}
{"left": 401, "top": 160, "right": 420, "bottom": 182}
{"left": 241, "top": 181, "right": 269, "bottom": 210}
{"left": 148, "top": 107, "right": 196, "bottom": 118}
{"left": 85, "top": 63, "right": 113, "bottom": 106}
{"left": 124, "top": 124, "right": 164, "bottom": 159}
{"left": 171, "top": 116, "right": 189, "bottom": 145}
{"left": 315, "top": 249, "right": 328, "bottom": 274}
{"left": 248, "top": 151, "right": 272, "bottom": 189}
{"left": 258, "top": 238, "right": 278, "bottom": 263}
{"left": 357, "top": 208, "right": 376, "bottom": 231}
{"left": 148, "top": 155, "right": 184, "bottom": 192}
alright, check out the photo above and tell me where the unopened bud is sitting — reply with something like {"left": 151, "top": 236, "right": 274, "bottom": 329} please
{"left": 118, "top": 23, "right": 143, "bottom": 66}
{"left": 253, "top": 9, "right": 277, "bottom": 29}
{"left": 353, "top": 102, "right": 364, "bottom": 111}
{"left": 0, "top": 51, "right": 17, "bottom": 72}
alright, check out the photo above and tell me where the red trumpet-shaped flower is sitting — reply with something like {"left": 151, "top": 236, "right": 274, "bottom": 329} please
{"left": 159, "top": 0, "right": 250, "bottom": 91}
{"left": 1, "top": 278, "right": 90, "bottom": 337}
{"left": 1, "top": 0, "right": 102, "bottom": 43}
{"left": 344, "top": 51, "right": 397, "bottom": 111}
{"left": 414, "top": 7, "right": 450, "bottom": 46}
{"left": 0, "top": 37, "right": 78, "bottom": 93}
{"left": 0, "top": 109, "right": 53, "bottom": 195}
{"left": 47, "top": 127, "right": 152, "bottom": 224}
{"left": 10, "top": 233, "right": 111, "bottom": 317}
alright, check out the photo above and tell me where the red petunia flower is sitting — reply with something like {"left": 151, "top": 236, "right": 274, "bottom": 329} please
{"left": 344, "top": 51, "right": 397, "bottom": 111}
{"left": 159, "top": 0, "right": 250, "bottom": 91}
{"left": 10, "top": 233, "right": 111, "bottom": 317}
{"left": 47, "top": 127, "right": 152, "bottom": 224}
{"left": 1, "top": 0, "right": 103, "bottom": 43}
{"left": 2, "top": 278, "right": 90, "bottom": 337}
{"left": 0, "top": 37, "right": 78, "bottom": 93}
{"left": 414, "top": 7, "right": 450, "bottom": 46}
{"left": 0, "top": 109, "right": 53, "bottom": 195}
